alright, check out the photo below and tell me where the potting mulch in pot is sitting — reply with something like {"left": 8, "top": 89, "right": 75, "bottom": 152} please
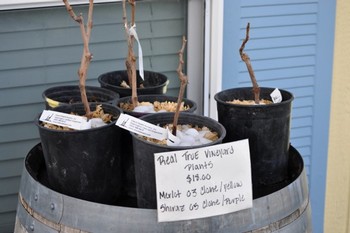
{"left": 41, "top": 105, "right": 115, "bottom": 130}
{"left": 120, "top": 101, "right": 190, "bottom": 113}
{"left": 141, "top": 124, "right": 219, "bottom": 147}
{"left": 120, "top": 80, "right": 144, "bottom": 89}
{"left": 227, "top": 99, "right": 272, "bottom": 105}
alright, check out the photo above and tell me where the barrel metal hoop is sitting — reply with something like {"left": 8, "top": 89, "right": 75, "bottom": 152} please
{"left": 19, "top": 191, "right": 309, "bottom": 233}
{"left": 19, "top": 193, "right": 309, "bottom": 233}
{"left": 247, "top": 195, "right": 310, "bottom": 233}
{"left": 19, "top": 193, "right": 89, "bottom": 233}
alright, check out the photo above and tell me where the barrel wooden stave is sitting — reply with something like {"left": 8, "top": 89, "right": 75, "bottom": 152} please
{"left": 14, "top": 144, "right": 312, "bottom": 233}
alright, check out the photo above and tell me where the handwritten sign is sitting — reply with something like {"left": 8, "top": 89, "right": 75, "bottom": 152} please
{"left": 154, "top": 139, "right": 252, "bottom": 222}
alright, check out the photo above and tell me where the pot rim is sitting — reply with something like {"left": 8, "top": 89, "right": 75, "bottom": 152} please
{"left": 130, "top": 112, "right": 226, "bottom": 149}
{"left": 214, "top": 87, "right": 294, "bottom": 108}
{"left": 117, "top": 94, "right": 197, "bottom": 114}
{"left": 98, "top": 70, "right": 169, "bottom": 90}
{"left": 42, "top": 85, "right": 119, "bottom": 98}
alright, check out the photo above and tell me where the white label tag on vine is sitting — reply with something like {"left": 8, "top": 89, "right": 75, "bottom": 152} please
{"left": 270, "top": 88, "right": 282, "bottom": 103}
{"left": 116, "top": 113, "right": 167, "bottom": 140}
{"left": 39, "top": 110, "right": 87, "bottom": 130}
{"left": 129, "top": 25, "right": 144, "bottom": 80}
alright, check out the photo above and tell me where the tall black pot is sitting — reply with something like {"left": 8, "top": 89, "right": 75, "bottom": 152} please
{"left": 214, "top": 87, "right": 294, "bottom": 198}
{"left": 116, "top": 95, "right": 197, "bottom": 202}
{"left": 36, "top": 103, "right": 123, "bottom": 204}
{"left": 131, "top": 112, "right": 226, "bottom": 209}
{"left": 98, "top": 70, "right": 169, "bottom": 97}
{"left": 42, "top": 85, "right": 119, "bottom": 110}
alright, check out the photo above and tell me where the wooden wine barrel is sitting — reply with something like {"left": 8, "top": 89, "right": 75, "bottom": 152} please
{"left": 14, "top": 143, "right": 311, "bottom": 233}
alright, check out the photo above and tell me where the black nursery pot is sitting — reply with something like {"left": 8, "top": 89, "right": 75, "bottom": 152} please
{"left": 98, "top": 70, "right": 169, "bottom": 97}
{"left": 36, "top": 103, "right": 123, "bottom": 204}
{"left": 214, "top": 87, "right": 294, "bottom": 198}
{"left": 42, "top": 85, "right": 120, "bottom": 110}
{"left": 131, "top": 112, "right": 226, "bottom": 209}
{"left": 116, "top": 95, "right": 197, "bottom": 202}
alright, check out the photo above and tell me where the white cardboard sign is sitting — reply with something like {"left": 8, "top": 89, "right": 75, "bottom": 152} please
{"left": 154, "top": 139, "right": 253, "bottom": 222}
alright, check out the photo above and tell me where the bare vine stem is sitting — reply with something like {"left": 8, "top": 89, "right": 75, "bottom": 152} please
{"left": 122, "top": 0, "right": 138, "bottom": 107}
{"left": 63, "top": 0, "right": 94, "bottom": 117}
{"left": 172, "top": 36, "right": 188, "bottom": 136}
{"left": 239, "top": 22, "right": 260, "bottom": 104}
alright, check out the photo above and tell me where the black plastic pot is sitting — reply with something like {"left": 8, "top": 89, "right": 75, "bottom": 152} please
{"left": 42, "top": 85, "right": 120, "bottom": 110}
{"left": 36, "top": 103, "right": 123, "bottom": 204}
{"left": 116, "top": 95, "right": 197, "bottom": 201}
{"left": 98, "top": 70, "right": 169, "bottom": 97}
{"left": 214, "top": 87, "right": 294, "bottom": 198}
{"left": 131, "top": 112, "right": 226, "bottom": 209}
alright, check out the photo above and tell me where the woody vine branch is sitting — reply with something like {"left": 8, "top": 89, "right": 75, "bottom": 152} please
{"left": 63, "top": 0, "right": 94, "bottom": 117}
{"left": 123, "top": 0, "right": 138, "bottom": 107}
{"left": 172, "top": 36, "right": 188, "bottom": 136}
{"left": 239, "top": 22, "right": 260, "bottom": 104}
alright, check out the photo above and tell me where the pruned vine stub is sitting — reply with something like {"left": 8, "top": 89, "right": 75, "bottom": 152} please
{"left": 239, "top": 22, "right": 260, "bottom": 104}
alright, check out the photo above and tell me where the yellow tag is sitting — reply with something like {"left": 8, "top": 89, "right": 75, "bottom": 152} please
{"left": 46, "top": 97, "right": 60, "bottom": 108}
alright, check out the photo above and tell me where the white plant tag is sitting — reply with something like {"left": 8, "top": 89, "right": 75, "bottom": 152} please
{"left": 270, "top": 88, "right": 282, "bottom": 103}
{"left": 116, "top": 113, "right": 167, "bottom": 140}
{"left": 39, "top": 110, "right": 87, "bottom": 130}
{"left": 129, "top": 25, "right": 144, "bottom": 80}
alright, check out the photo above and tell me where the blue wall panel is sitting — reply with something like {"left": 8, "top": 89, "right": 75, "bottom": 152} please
{"left": 223, "top": 0, "right": 336, "bottom": 232}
